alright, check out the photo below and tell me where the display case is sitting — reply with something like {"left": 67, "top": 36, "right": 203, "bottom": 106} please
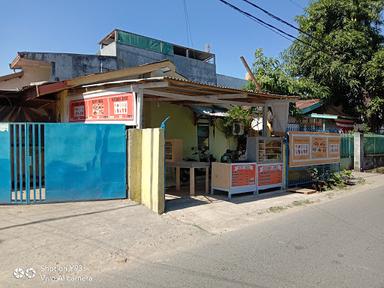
{"left": 211, "top": 161, "right": 284, "bottom": 199}
{"left": 244, "top": 137, "right": 284, "bottom": 194}
{"left": 211, "top": 162, "right": 257, "bottom": 199}
{"left": 246, "top": 137, "right": 283, "bottom": 163}
{"left": 165, "top": 139, "right": 183, "bottom": 163}
{"left": 210, "top": 137, "right": 285, "bottom": 199}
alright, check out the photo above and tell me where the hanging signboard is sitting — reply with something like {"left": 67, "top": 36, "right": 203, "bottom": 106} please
{"left": 288, "top": 131, "right": 340, "bottom": 167}
{"left": 68, "top": 92, "right": 136, "bottom": 125}
{"left": 231, "top": 163, "right": 256, "bottom": 187}
{"left": 257, "top": 163, "right": 283, "bottom": 188}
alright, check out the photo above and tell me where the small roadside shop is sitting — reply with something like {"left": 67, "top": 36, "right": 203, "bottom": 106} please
{"left": 48, "top": 73, "right": 296, "bottom": 199}
{"left": 133, "top": 77, "right": 295, "bottom": 199}
{"left": 34, "top": 68, "right": 297, "bottom": 206}
{"left": 0, "top": 58, "right": 342, "bottom": 212}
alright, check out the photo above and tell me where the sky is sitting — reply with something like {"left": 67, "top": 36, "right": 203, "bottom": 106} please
{"left": 0, "top": 0, "right": 310, "bottom": 79}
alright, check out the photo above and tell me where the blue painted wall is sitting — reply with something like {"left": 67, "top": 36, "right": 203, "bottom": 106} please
{"left": 0, "top": 125, "right": 11, "bottom": 203}
{"left": 44, "top": 123, "right": 127, "bottom": 202}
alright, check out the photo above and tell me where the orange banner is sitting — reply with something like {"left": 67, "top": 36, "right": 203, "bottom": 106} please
{"left": 289, "top": 131, "right": 340, "bottom": 167}
{"left": 69, "top": 92, "right": 135, "bottom": 124}
{"left": 311, "top": 137, "right": 327, "bottom": 158}
{"left": 257, "top": 163, "right": 283, "bottom": 187}
{"left": 231, "top": 164, "right": 256, "bottom": 187}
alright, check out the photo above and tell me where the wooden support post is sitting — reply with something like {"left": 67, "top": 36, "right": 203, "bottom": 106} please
{"left": 136, "top": 89, "right": 144, "bottom": 129}
{"left": 205, "top": 167, "right": 209, "bottom": 194}
{"left": 262, "top": 105, "right": 268, "bottom": 137}
{"left": 190, "top": 167, "right": 195, "bottom": 196}
{"left": 176, "top": 167, "right": 181, "bottom": 192}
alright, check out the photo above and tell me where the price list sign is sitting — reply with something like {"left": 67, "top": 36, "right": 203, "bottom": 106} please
{"left": 231, "top": 164, "right": 256, "bottom": 187}
{"left": 257, "top": 163, "right": 283, "bottom": 187}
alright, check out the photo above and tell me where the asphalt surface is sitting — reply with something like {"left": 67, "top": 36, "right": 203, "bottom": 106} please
{"left": 98, "top": 185, "right": 384, "bottom": 288}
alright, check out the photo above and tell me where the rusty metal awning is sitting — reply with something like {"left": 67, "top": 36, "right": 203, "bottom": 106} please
{"left": 81, "top": 76, "right": 298, "bottom": 106}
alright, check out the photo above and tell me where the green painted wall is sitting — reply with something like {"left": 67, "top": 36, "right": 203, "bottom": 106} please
{"left": 209, "top": 120, "right": 237, "bottom": 161}
{"left": 144, "top": 102, "right": 236, "bottom": 160}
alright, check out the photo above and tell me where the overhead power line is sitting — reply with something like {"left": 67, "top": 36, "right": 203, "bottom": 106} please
{"left": 217, "top": 0, "right": 335, "bottom": 57}
{"left": 183, "top": 0, "right": 194, "bottom": 46}
{"left": 239, "top": 10, "right": 294, "bottom": 42}
{"left": 240, "top": 0, "right": 321, "bottom": 45}
{"left": 217, "top": 0, "right": 316, "bottom": 48}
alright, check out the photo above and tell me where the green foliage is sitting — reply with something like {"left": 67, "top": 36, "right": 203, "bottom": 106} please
{"left": 249, "top": 0, "right": 384, "bottom": 132}
{"left": 309, "top": 168, "right": 354, "bottom": 191}
{"left": 366, "top": 97, "right": 384, "bottom": 132}
{"left": 365, "top": 50, "right": 384, "bottom": 96}
{"left": 221, "top": 106, "right": 257, "bottom": 137}
{"left": 286, "top": 0, "right": 384, "bottom": 130}
{"left": 247, "top": 48, "right": 330, "bottom": 100}
{"left": 327, "top": 172, "right": 345, "bottom": 188}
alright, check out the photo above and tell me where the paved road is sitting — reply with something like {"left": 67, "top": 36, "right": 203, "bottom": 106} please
{"left": 99, "top": 185, "right": 384, "bottom": 288}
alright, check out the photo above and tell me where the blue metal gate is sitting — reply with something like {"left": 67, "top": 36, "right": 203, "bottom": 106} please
{"left": 10, "top": 123, "right": 45, "bottom": 203}
{"left": 0, "top": 123, "right": 127, "bottom": 204}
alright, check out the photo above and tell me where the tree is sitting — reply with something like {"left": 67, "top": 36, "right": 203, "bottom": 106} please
{"left": 249, "top": 0, "right": 384, "bottom": 132}
{"left": 248, "top": 48, "right": 330, "bottom": 100}
{"left": 286, "top": 0, "right": 384, "bottom": 131}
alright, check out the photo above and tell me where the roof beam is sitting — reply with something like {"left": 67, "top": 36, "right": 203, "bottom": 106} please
{"left": 132, "top": 82, "right": 169, "bottom": 90}
{"left": 143, "top": 89, "right": 261, "bottom": 107}
{"left": 207, "top": 93, "right": 247, "bottom": 99}
{"left": 67, "top": 61, "right": 176, "bottom": 87}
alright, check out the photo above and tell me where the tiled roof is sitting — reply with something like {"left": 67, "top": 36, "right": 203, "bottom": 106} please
{"left": 296, "top": 99, "right": 321, "bottom": 110}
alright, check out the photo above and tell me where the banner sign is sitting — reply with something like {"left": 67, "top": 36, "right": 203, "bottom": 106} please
{"left": 69, "top": 92, "right": 136, "bottom": 125}
{"left": 257, "top": 163, "right": 283, "bottom": 188}
{"left": 231, "top": 163, "right": 256, "bottom": 187}
{"left": 288, "top": 131, "right": 341, "bottom": 167}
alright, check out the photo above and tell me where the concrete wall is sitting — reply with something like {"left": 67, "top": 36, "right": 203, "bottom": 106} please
{"left": 172, "top": 54, "right": 216, "bottom": 85}
{"left": 0, "top": 65, "right": 51, "bottom": 90}
{"left": 17, "top": 45, "right": 248, "bottom": 89}
{"left": 143, "top": 101, "right": 236, "bottom": 161}
{"left": 128, "top": 128, "right": 165, "bottom": 214}
{"left": 99, "top": 42, "right": 117, "bottom": 56}
{"left": 20, "top": 52, "right": 117, "bottom": 81}
{"left": 115, "top": 44, "right": 217, "bottom": 84}
{"left": 364, "top": 155, "right": 384, "bottom": 170}
{"left": 352, "top": 132, "right": 384, "bottom": 171}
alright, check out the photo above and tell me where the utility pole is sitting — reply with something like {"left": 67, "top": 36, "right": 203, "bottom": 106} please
{"left": 240, "top": 56, "right": 261, "bottom": 92}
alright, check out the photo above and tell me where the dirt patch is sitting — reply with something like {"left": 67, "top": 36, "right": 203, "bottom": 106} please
{"left": 267, "top": 206, "right": 287, "bottom": 213}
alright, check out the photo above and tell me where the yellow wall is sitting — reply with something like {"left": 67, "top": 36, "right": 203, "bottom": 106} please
{"left": 128, "top": 128, "right": 165, "bottom": 214}
{"left": 144, "top": 101, "right": 236, "bottom": 161}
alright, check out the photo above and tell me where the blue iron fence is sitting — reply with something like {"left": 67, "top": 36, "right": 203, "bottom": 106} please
{"left": 340, "top": 134, "right": 354, "bottom": 158}
{"left": 340, "top": 134, "right": 354, "bottom": 170}
{"left": 364, "top": 134, "right": 384, "bottom": 155}
{"left": 286, "top": 124, "right": 338, "bottom": 133}
{"left": 287, "top": 163, "right": 340, "bottom": 188}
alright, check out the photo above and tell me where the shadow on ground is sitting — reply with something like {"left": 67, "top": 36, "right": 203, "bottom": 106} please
{"left": 165, "top": 181, "right": 290, "bottom": 212}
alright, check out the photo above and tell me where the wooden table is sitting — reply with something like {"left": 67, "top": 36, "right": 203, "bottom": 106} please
{"left": 167, "top": 161, "right": 210, "bottom": 196}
